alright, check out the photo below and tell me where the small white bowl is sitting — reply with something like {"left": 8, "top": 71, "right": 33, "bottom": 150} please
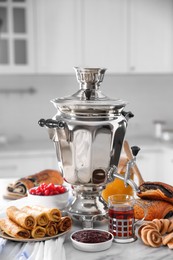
{"left": 27, "top": 186, "right": 69, "bottom": 209}
{"left": 70, "top": 229, "right": 113, "bottom": 252}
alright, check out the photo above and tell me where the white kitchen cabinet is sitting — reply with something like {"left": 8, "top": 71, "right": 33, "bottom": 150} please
{"left": 81, "top": 0, "right": 128, "bottom": 73}
{"left": 1, "top": 0, "right": 172, "bottom": 74}
{"left": 82, "top": 0, "right": 173, "bottom": 74}
{"left": 35, "top": 0, "right": 128, "bottom": 74}
{"left": 129, "top": 0, "right": 173, "bottom": 73}
{"left": 0, "top": 0, "right": 35, "bottom": 73}
{"left": 0, "top": 151, "right": 58, "bottom": 178}
{"left": 35, "top": 0, "right": 173, "bottom": 74}
{"left": 35, "top": 0, "right": 82, "bottom": 74}
{"left": 136, "top": 146, "right": 173, "bottom": 185}
{"left": 136, "top": 147, "right": 164, "bottom": 183}
{"left": 162, "top": 148, "right": 173, "bottom": 185}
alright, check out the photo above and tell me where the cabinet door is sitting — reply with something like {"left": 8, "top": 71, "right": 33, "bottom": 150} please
{"left": 163, "top": 148, "right": 173, "bottom": 184}
{"left": 129, "top": 0, "right": 173, "bottom": 73}
{"left": 35, "top": 0, "right": 81, "bottom": 74}
{"left": 35, "top": 0, "right": 173, "bottom": 74}
{"left": 137, "top": 148, "right": 164, "bottom": 182}
{"left": 82, "top": 0, "right": 128, "bottom": 73}
{"left": 0, "top": 153, "right": 58, "bottom": 178}
{"left": 0, "top": 0, "right": 35, "bottom": 73}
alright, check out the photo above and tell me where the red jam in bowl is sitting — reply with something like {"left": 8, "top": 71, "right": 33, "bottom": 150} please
{"left": 72, "top": 230, "right": 112, "bottom": 243}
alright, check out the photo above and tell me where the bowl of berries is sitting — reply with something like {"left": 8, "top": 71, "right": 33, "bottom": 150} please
{"left": 28, "top": 183, "right": 70, "bottom": 209}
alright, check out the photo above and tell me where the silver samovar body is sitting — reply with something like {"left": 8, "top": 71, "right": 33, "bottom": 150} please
{"left": 39, "top": 67, "right": 133, "bottom": 227}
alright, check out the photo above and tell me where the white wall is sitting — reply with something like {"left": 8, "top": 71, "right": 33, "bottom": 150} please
{"left": 0, "top": 73, "right": 172, "bottom": 143}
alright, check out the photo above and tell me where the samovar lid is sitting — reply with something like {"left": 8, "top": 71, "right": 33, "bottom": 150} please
{"left": 52, "top": 67, "right": 127, "bottom": 117}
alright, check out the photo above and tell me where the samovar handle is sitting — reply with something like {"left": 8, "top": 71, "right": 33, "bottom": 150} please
{"left": 38, "top": 118, "right": 65, "bottom": 129}
{"left": 38, "top": 118, "right": 69, "bottom": 142}
{"left": 122, "top": 111, "right": 134, "bottom": 120}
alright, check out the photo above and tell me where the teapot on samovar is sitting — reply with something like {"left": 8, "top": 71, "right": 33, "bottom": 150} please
{"left": 38, "top": 67, "right": 134, "bottom": 228}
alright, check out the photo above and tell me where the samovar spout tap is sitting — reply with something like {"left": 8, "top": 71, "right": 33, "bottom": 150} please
{"left": 108, "top": 146, "right": 141, "bottom": 193}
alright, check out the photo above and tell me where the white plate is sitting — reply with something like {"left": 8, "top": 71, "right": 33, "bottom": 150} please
{"left": 0, "top": 227, "right": 71, "bottom": 242}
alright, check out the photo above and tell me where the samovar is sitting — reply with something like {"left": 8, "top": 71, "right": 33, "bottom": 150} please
{"left": 39, "top": 67, "right": 134, "bottom": 228}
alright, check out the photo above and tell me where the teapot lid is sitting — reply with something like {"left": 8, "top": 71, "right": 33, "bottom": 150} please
{"left": 52, "top": 67, "right": 127, "bottom": 117}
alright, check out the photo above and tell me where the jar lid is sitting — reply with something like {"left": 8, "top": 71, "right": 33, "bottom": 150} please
{"left": 52, "top": 67, "right": 127, "bottom": 117}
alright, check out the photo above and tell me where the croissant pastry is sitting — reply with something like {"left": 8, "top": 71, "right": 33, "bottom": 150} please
{"left": 137, "top": 181, "right": 173, "bottom": 204}
{"left": 134, "top": 199, "right": 173, "bottom": 221}
{"left": 5, "top": 169, "right": 63, "bottom": 199}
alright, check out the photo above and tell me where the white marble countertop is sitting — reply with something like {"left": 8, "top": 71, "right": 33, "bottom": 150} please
{"left": 64, "top": 221, "right": 173, "bottom": 260}
{"left": 0, "top": 178, "right": 173, "bottom": 260}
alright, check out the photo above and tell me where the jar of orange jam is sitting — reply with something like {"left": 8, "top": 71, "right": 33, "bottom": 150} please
{"left": 101, "top": 157, "right": 134, "bottom": 202}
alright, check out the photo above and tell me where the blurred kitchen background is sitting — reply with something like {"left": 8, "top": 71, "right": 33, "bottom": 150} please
{"left": 0, "top": 0, "right": 173, "bottom": 183}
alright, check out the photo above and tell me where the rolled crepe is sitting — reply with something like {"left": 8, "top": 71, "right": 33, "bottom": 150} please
{"left": 29, "top": 206, "right": 62, "bottom": 222}
{"left": 46, "top": 221, "right": 58, "bottom": 236}
{"left": 6, "top": 206, "right": 35, "bottom": 230}
{"left": 57, "top": 216, "right": 72, "bottom": 232}
{"left": 21, "top": 206, "right": 49, "bottom": 226}
{"left": 0, "top": 218, "right": 30, "bottom": 239}
{"left": 31, "top": 226, "right": 46, "bottom": 238}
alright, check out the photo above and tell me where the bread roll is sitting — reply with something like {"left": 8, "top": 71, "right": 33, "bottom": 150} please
{"left": 6, "top": 169, "right": 63, "bottom": 199}
{"left": 137, "top": 181, "right": 173, "bottom": 204}
{"left": 134, "top": 199, "right": 173, "bottom": 221}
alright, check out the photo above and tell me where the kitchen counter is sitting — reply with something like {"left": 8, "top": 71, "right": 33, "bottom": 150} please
{"left": 127, "top": 135, "right": 173, "bottom": 149}
{"left": 0, "top": 140, "right": 58, "bottom": 178}
{"left": 0, "top": 139, "right": 55, "bottom": 156}
{"left": 0, "top": 178, "right": 173, "bottom": 260}
{"left": 1, "top": 136, "right": 172, "bottom": 156}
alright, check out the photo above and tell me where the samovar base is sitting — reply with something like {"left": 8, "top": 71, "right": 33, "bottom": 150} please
{"left": 67, "top": 185, "right": 108, "bottom": 228}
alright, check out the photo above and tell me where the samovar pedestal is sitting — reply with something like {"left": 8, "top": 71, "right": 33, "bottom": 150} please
{"left": 67, "top": 185, "right": 108, "bottom": 228}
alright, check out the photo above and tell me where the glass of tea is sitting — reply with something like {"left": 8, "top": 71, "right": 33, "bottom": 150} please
{"left": 108, "top": 194, "right": 146, "bottom": 243}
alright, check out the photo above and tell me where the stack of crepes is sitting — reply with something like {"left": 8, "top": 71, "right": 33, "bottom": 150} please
{"left": 0, "top": 205, "right": 72, "bottom": 239}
